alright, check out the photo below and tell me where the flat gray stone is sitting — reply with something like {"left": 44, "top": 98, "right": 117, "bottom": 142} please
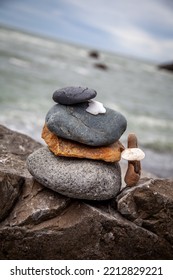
{"left": 45, "top": 103, "right": 127, "bottom": 146}
{"left": 27, "top": 147, "right": 121, "bottom": 200}
{"left": 52, "top": 86, "right": 97, "bottom": 105}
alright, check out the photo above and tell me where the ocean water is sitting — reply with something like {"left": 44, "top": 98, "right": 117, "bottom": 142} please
{"left": 0, "top": 26, "right": 173, "bottom": 178}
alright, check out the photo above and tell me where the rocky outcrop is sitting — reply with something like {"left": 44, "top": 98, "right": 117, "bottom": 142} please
{"left": 0, "top": 124, "right": 173, "bottom": 259}
{"left": 0, "top": 172, "right": 23, "bottom": 222}
{"left": 94, "top": 63, "right": 108, "bottom": 70}
{"left": 88, "top": 50, "right": 108, "bottom": 70}
{"left": 0, "top": 124, "right": 42, "bottom": 178}
{"left": 0, "top": 124, "right": 42, "bottom": 222}
{"left": 88, "top": 50, "right": 100, "bottom": 59}
{"left": 158, "top": 62, "right": 173, "bottom": 72}
{"left": 117, "top": 178, "right": 173, "bottom": 245}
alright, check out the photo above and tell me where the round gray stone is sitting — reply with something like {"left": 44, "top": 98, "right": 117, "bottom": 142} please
{"left": 27, "top": 147, "right": 121, "bottom": 200}
{"left": 45, "top": 103, "right": 127, "bottom": 146}
{"left": 52, "top": 86, "right": 97, "bottom": 105}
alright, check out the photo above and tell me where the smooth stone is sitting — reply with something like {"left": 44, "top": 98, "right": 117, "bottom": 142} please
{"left": 45, "top": 103, "right": 127, "bottom": 146}
{"left": 121, "top": 148, "right": 145, "bottom": 161}
{"left": 86, "top": 100, "right": 106, "bottom": 115}
{"left": 42, "top": 124, "right": 124, "bottom": 162}
{"left": 27, "top": 147, "right": 121, "bottom": 200}
{"left": 52, "top": 86, "right": 97, "bottom": 105}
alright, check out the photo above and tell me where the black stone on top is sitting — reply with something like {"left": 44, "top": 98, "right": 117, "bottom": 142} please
{"left": 52, "top": 86, "right": 97, "bottom": 105}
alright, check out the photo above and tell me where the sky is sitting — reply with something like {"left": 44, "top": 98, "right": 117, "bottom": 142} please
{"left": 0, "top": 0, "right": 173, "bottom": 62}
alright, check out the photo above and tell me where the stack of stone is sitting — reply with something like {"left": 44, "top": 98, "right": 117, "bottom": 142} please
{"left": 27, "top": 87, "right": 127, "bottom": 200}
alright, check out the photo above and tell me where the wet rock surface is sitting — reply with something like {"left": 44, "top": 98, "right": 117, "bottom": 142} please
{"left": 1, "top": 124, "right": 173, "bottom": 259}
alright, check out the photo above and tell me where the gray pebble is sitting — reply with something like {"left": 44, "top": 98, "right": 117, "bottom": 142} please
{"left": 27, "top": 147, "right": 121, "bottom": 200}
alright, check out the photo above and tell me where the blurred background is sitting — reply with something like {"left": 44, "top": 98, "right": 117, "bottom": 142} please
{"left": 0, "top": 0, "right": 173, "bottom": 178}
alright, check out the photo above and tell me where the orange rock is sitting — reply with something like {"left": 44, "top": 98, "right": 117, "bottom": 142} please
{"left": 42, "top": 124, "right": 124, "bottom": 162}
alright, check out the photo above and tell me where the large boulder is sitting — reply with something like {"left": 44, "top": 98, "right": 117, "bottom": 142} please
{"left": 0, "top": 124, "right": 42, "bottom": 178}
{"left": 0, "top": 124, "right": 42, "bottom": 222}
{"left": 117, "top": 178, "right": 173, "bottom": 245}
{"left": 1, "top": 200, "right": 172, "bottom": 260}
{"left": 0, "top": 124, "right": 173, "bottom": 259}
{"left": 0, "top": 171, "right": 23, "bottom": 222}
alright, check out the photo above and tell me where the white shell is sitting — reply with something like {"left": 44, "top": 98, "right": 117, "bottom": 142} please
{"left": 86, "top": 100, "right": 106, "bottom": 115}
{"left": 121, "top": 148, "right": 145, "bottom": 161}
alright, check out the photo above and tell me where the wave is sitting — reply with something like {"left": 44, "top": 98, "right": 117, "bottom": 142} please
{"left": 143, "top": 141, "right": 173, "bottom": 152}
{"left": 129, "top": 115, "right": 173, "bottom": 129}
{"left": 9, "top": 57, "right": 31, "bottom": 68}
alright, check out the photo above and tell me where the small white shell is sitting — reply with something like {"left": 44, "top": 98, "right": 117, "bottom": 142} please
{"left": 121, "top": 148, "right": 145, "bottom": 161}
{"left": 86, "top": 100, "right": 106, "bottom": 115}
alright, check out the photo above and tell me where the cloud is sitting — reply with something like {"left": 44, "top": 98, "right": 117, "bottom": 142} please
{"left": 0, "top": 0, "right": 173, "bottom": 61}
{"left": 59, "top": 0, "right": 173, "bottom": 61}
